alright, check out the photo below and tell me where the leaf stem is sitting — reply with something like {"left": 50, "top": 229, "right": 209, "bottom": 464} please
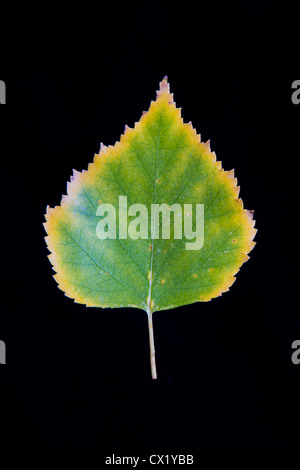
{"left": 147, "top": 309, "right": 157, "bottom": 379}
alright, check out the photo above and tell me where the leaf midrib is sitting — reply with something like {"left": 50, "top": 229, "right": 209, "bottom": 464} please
{"left": 147, "top": 112, "right": 162, "bottom": 313}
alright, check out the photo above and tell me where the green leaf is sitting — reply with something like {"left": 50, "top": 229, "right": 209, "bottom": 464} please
{"left": 44, "top": 77, "right": 256, "bottom": 378}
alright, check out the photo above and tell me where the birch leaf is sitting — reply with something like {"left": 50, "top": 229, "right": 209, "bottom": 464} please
{"left": 44, "top": 77, "right": 256, "bottom": 378}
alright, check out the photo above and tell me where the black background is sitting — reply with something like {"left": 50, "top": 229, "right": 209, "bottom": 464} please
{"left": 1, "top": 1, "right": 300, "bottom": 452}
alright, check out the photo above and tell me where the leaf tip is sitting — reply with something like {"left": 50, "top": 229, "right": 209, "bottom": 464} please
{"left": 156, "top": 77, "right": 172, "bottom": 101}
